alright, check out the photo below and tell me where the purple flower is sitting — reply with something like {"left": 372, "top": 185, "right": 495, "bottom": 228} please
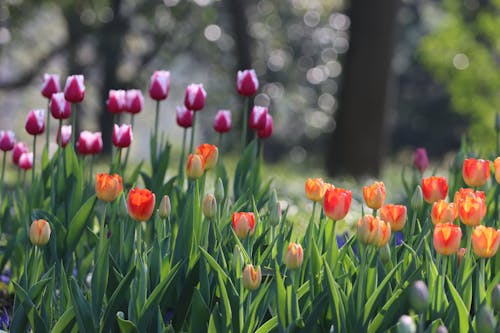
{"left": 0, "top": 309, "right": 9, "bottom": 329}
{"left": 336, "top": 232, "right": 349, "bottom": 249}
{"left": 163, "top": 309, "right": 174, "bottom": 324}
{"left": 0, "top": 269, "right": 10, "bottom": 285}
{"left": 394, "top": 231, "right": 403, "bottom": 246}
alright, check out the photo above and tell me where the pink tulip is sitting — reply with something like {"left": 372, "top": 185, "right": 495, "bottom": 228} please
{"left": 25, "top": 110, "right": 45, "bottom": 136}
{"left": 184, "top": 83, "right": 207, "bottom": 111}
{"left": 236, "top": 69, "right": 259, "bottom": 96}
{"left": 257, "top": 114, "right": 273, "bottom": 139}
{"left": 0, "top": 130, "right": 15, "bottom": 151}
{"left": 12, "top": 142, "right": 28, "bottom": 165}
{"left": 125, "top": 89, "right": 144, "bottom": 114}
{"left": 149, "top": 71, "right": 170, "bottom": 101}
{"left": 56, "top": 125, "right": 72, "bottom": 148}
{"left": 414, "top": 148, "right": 429, "bottom": 173}
{"left": 64, "top": 75, "right": 85, "bottom": 103}
{"left": 213, "top": 110, "right": 232, "bottom": 133}
{"left": 106, "top": 90, "right": 126, "bottom": 114}
{"left": 112, "top": 124, "right": 133, "bottom": 148}
{"left": 176, "top": 106, "right": 193, "bottom": 128}
{"left": 249, "top": 106, "right": 268, "bottom": 130}
{"left": 41, "top": 74, "right": 60, "bottom": 99}
{"left": 19, "top": 152, "right": 33, "bottom": 170}
{"left": 50, "top": 92, "right": 72, "bottom": 119}
{"left": 76, "top": 131, "right": 103, "bottom": 155}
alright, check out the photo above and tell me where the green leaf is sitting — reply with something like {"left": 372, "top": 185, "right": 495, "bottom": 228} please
{"left": 190, "top": 288, "right": 210, "bottom": 333}
{"left": 91, "top": 240, "right": 110, "bottom": 318}
{"left": 66, "top": 195, "right": 97, "bottom": 253}
{"left": 116, "top": 312, "right": 139, "bottom": 333}
{"left": 446, "top": 276, "right": 470, "bottom": 333}
{"left": 52, "top": 306, "right": 76, "bottom": 333}
{"left": 274, "top": 262, "right": 287, "bottom": 330}
{"left": 324, "top": 259, "right": 346, "bottom": 333}
{"left": 254, "top": 316, "right": 278, "bottom": 333}
{"left": 69, "top": 278, "right": 96, "bottom": 333}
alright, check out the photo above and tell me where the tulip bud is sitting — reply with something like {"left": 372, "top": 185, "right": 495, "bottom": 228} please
{"left": 457, "top": 247, "right": 467, "bottom": 265}
{"left": 242, "top": 264, "right": 262, "bottom": 291}
{"left": 257, "top": 114, "right": 273, "bottom": 139}
{"left": 357, "top": 215, "right": 381, "bottom": 245}
{"left": 107, "top": 89, "right": 127, "bottom": 114}
{"left": 411, "top": 185, "right": 423, "bottom": 211}
{"left": 30, "top": 219, "right": 51, "bottom": 246}
{"left": 41, "top": 73, "right": 60, "bottom": 98}
{"left": 236, "top": 69, "right": 259, "bottom": 96}
{"left": 435, "top": 325, "right": 448, "bottom": 333}
{"left": 184, "top": 83, "right": 207, "bottom": 111}
{"left": 249, "top": 106, "right": 268, "bottom": 130}
{"left": 149, "top": 70, "right": 170, "bottom": 101}
{"left": 213, "top": 110, "right": 232, "bottom": 133}
{"left": 56, "top": 125, "right": 72, "bottom": 148}
{"left": 232, "top": 245, "right": 244, "bottom": 272}
{"left": 112, "top": 124, "right": 133, "bottom": 148}
{"left": 0, "top": 130, "right": 15, "bottom": 152}
{"left": 125, "top": 89, "right": 144, "bottom": 114}
{"left": 232, "top": 212, "right": 256, "bottom": 238}
{"left": 203, "top": 193, "right": 217, "bottom": 219}
{"left": 284, "top": 243, "right": 304, "bottom": 270}
{"left": 19, "top": 152, "right": 33, "bottom": 170}
{"left": 50, "top": 92, "right": 72, "bottom": 119}
{"left": 476, "top": 305, "right": 496, "bottom": 333}
{"left": 186, "top": 154, "right": 205, "bottom": 180}
{"left": 158, "top": 195, "right": 171, "bottom": 219}
{"left": 12, "top": 143, "right": 28, "bottom": 165}
{"left": 268, "top": 189, "right": 281, "bottom": 226}
{"left": 397, "top": 315, "right": 416, "bottom": 333}
{"left": 25, "top": 109, "right": 45, "bottom": 136}
{"left": 215, "top": 178, "right": 225, "bottom": 203}
{"left": 413, "top": 148, "right": 428, "bottom": 173}
{"left": 64, "top": 75, "right": 85, "bottom": 103}
{"left": 176, "top": 106, "right": 194, "bottom": 128}
{"left": 409, "top": 280, "right": 429, "bottom": 314}
{"left": 379, "top": 244, "right": 391, "bottom": 263}
{"left": 76, "top": 131, "right": 103, "bottom": 155}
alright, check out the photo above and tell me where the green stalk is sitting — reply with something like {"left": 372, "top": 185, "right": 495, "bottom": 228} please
{"left": 475, "top": 258, "right": 486, "bottom": 312}
{"left": 356, "top": 244, "right": 367, "bottom": 319}
{"left": 123, "top": 114, "right": 134, "bottom": 173}
{"left": 154, "top": 101, "right": 160, "bottom": 154}
{"left": 466, "top": 227, "right": 472, "bottom": 259}
{"left": 241, "top": 97, "right": 250, "bottom": 153}
{"left": 218, "top": 132, "right": 223, "bottom": 151}
{"left": 408, "top": 207, "right": 418, "bottom": 247}
{"left": 177, "top": 128, "right": 187, "bottom": 190}
{"left": 71, "top": 104, "right": 76, "bottom": 147}
{"left": 136, "top": 223, "right": 142, "bottom": 264}
{"left": 45, "top": 99, "right": 50, "bottom": 154}
{"left": 0, "top": 151, "right": 6, "bottom": 197}
{"left": 189, "top": 112, "right": 197, "bottom": 154}
{"left": 100, "top": 204, "right": 107, "bottom": 242}
{"left": 32, "top": 135, "right": 37, "bottom": 182}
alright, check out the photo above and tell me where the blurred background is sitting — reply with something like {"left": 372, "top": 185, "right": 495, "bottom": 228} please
{"left": 0, "top": 0, "right": 498, "bottom": 177}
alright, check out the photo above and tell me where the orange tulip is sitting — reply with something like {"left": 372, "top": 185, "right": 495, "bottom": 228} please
{"left": 186, "top": 153, "right": 205, "bottom": 179}
{"left": 232, "top": 212, "right": 256, "bottom": 238}
{"left": 430, "top": 200, "right": 457, "bottom": 225}
{"left": 362, "top": 181, "right": 386, "bottom": 210}
{"left": 195, "top": 143, "right": 218, "bottom": 170}
{"left": 305, "top": 178, "right": 326, "bottom": 202}
{"left": 127, "top": 188, "right": 156, "bottom": 222}
{"left": 471, "top": 225, "right": 500, "bottom": 258}
{"left": 380, "top": 204, "right": 407, "bottom": 231}
{"left": 494, "top": 157, "right": 500, "bottom": 184}
{"left": 462, "top": 158, "right": 490, "bottom": 188}
{"left": 433, "top": 223, "right": 462, "bottom": 255}
{"left": 242, "top": 264, "right": 262, "bottom": 291}
{"left": 421, "top": 176, "right": 448, "bottom": 204}
{"left": 95, "top": 173, "right": 122, "bottom": 202}
{"left": 456, "top": 190, "right": 486, "bottom": 226}
{"left": 323, "top": 187, "right": 352, "bottom": 221}
{"left": 357, "top": 215, "right": 382, "bottom": 245}
{"left": 377, "top": 220, "right": 392, "bottom": 247}
{"left": 29, "top": 219, "right": 51, "bottom": 246}
{"left": 284, "top": 243, "right": 304, "bottom": 270}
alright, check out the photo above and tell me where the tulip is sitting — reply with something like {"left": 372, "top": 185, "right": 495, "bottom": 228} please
{"left": 158, "top": 195, "right": 171, "bottom": 219}
{"left": 195, "top": 144, "right": 218, "bottom": 170}
{"left": 431, "top": 200, "right": 458, "bottom": 225}
{"left": 203, "top": 193, "right": 217, "bottom": 219}
{"left": 492, "top": 284, "right": 500, "bottom": 313}
{"left": 257, "top": 114, "right": 273, "bottom": 139}
{"left": 64, "top": 75, "right": 85, "bottom": 103}
{"left": 112, "top": 124, "right": 133, "bottom": 148}
{"left": 29, "top": 219, "right": 51, "bottom": 246}
{"left": 363, "top": 181, "right": 386, "bottom": 210}
{"left": 107, "top": 89, "right": 127, "bottom": 114}
{"left": 176, "top": 106, "right": 194, "bottom": 128}
{"left": 454, "top": 187, "right": 482, "bottom": 205}
{"left": 471, "top": 225, "right": 500, "bottom": 258}
{"left": 125, "top": 89, "right": 144, "bottom": 114}
{"left": 476, "top": 305, "right": 496, "bottom": 333}
{"left": 149, "top": 70, "right": 170, "bottom": 101}
{"left": 215, "top": 178, "right": 225, "bottom": 202}
{"left": 127, "top": 188, "right": 156, "bottom": 222}
{"left": 0, "top": 130, "right": 15, "bottom": 152}
{"left": 433, "top": 222, "right": 462, "bottom": 255}
{"left": 397, "top": 315, "right": 416, "bottom": 333}
{"left": 305, "top": 178, "right": 326, "bottom": 202}
{"left": 41, "top": 73, "right": 60, "bottom": 98}
{"left": 463, "top": 158, "right": 490, "bottom": 187}
{"left": 411, "top": 185, "right": 423, "bottom": 210}
{"left": 237, "top": 69, "right": 259, "bottom": 96}
{"left": 494, "top": 157, "right": 500, "bottom": 184}
{"left": 56, "top": 125, "right": 72, "bottom": 148}
{"left": 249, "top": 106, "right": 268, "bottom": 130}
{"left": 213, "top": 110, "right": 232, "bottom": 133}
{"left": 457, "top": 247, "right": 467, "bottom": 265}
{"left": 186, "top": 154, "right": 205, "bottom": 180}
{"left": 357, "top": 215, "right": 381, "bottom": 245}
{"left": 435, "top": 326, "right": 448, "bottom": 333}
{"left": 457, "top": 190, "right": 486, "bottom": 226}
{"left": 50, "top": 92, "right": 71, "bottom": 119}
{"left": 380, "top": 244, "right": 391, "bottom": 263}
{"left": 95, "top": 173, "right": 123, "bottom": 202}
{"left": 18, "top": 152, "right": 33, "bottom": 170}
{"left": 12, "top": 142, "right": 28, "bottom": 165}
{"left": 409, "top": 280, "right": 430, "bottom": 314}
{"left": 324, "top": 187, "right": 352, "bottom": 221}
{"left": 285, "top": 243, "right": 304, "bottom": 270}
{"left": 232, "top": 212, "right": 256, "bottom": 238}
{"left": 76, "top": 131, "right": 103, "bottom": 155}
{"left": 380, "top": 204, "right": 407, "bottom": 231}
{"left": 413, "top": 148, "right": 429, "bottom": 173}
{"left": 184, "top": 83, "right": 207, "bottom": 111}
{"left": 242, "top": 264, "right": 262, "bottom": 291}
{"left": 421, "top": 176, "right": 448, "bottom": 203}
{"left": 25, "top": 109, "right": 45, "bottom": 136}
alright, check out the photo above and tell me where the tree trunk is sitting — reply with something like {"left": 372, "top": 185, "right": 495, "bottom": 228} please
{"left": 327, "top": 0, "right": 400, "bottom": 176}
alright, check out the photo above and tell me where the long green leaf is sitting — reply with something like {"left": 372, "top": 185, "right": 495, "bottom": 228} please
{"left": 69, "top": 278, "right": 96, "bottom": 333}
{"left": 52, "top": 306, "right": 76, "bottom": 333}
{"left": 66, "top": 195, "right": 97, "bottom": 253}
{"left": 446, "top": 276, "right": 470, "bottom": 333}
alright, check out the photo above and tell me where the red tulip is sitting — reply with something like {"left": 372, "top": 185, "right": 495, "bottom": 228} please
{"left": 421, "top": 176, "right": 448, "bottom": 204}
{"left": 323, "top": 187, "right": 352, "bottom": 221}
{"left": 0, "top": 130, "right": 15, "bottom": 152}
{"left": 107, "top": 89, "right": 127, "bottom": 114}
{"left": 257, "top": 113, "right": 273, "bottom": 139}
{"left": 232, "top": 212, "right": 256, "bottom": 238}
{"left": 213, "top": 110, "right": 232, "bottom": 133}
{"left": 149, "top": 70, "right": 170, "bottom": 101}
{"left": 127, "top": 188, "right": 156, "bottom": 222}
{"left": 457, "top": 189, "right": 486, "bottom": 226}
{"left": 76, "top": 131, "right": 103, "bottom": 155}
{"left": 64, "top": 75, "right": 85, "bottom": 103}
{"left": 249, "top": 106, "right": 268, "bottom": 130}
{"left": 380, "top": 204, "right": 407, "bottom": 231}
{"left": 112, "top": 124, "right": 133, "bottom": 148}
{"left": 50, "top": 92, "right": 72, "bottom": 119}
{"left": 25, "top": 109, "right": 45, "bottom": 136}
{"left": 433, "top": 222, "right": 462, "bottom": 255}
{"left": 125, "top": 89, "right": 144, "bottom": 114}
{"left": 184, "top": 83, "right": 207, "bottom": 111}
{"left": 413, "top": 148, "right": 429, "bottom": 173}
{"left": 462, "top": 158, "right": 490, "bottom": 188}
{"left": 12, "top": 142, "right": 28, "bottom": 165}
{"left": 56, "top": 125, "right": 72, "bottom": 148}
{"left": 236, "top": 69, "right": 259, "bottom": 96}
{"left": 176, "top": 106, "right": 193, "bottom": 128}
{"left": 41, "top": 73, "right": 60, "bottom": 99}
{"left": 19, "top": 152, "right": 33, "bottom": 170}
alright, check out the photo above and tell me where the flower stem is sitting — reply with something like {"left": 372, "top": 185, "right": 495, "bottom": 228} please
{"left": 189, "top": 112, "right": 197, "bottom": 154}
{"left": 177, "top": 128, "right": 187, "bottom": 190}
{"left": 45, "top": 98, "right": 50, "bottom": 154}
{"left": 32, "top": 135, "right": 37, "bottom": 183}
{"left": 241, "top": 97, "right": 250, "bottom": 153}
{"left": 123, "top": 114, "right": 134, "bottom": 173}
{"left": 154, "top": 101, "right": 160, "bottom": 156}
{"left": 0, "top": 151, "right": 6, "bottom": 197}
{"left": 71, "top": 104, "right": 76, "bottom": 148}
